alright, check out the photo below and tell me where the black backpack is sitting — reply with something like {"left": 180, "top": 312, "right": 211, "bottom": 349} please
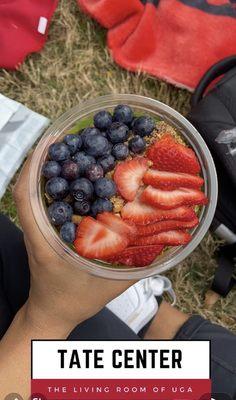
{"left": 189, "top": 56, "right": 236, "bottom": 296}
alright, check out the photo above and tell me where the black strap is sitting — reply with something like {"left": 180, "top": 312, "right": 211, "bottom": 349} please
{"left": 212, "top": 243, "right": 236, "bottom": 297}
{"left": 191, "top": 56, "right": 236, "bottom": 297}
{"left": 191, "top": 55, "right": 236, "bottom": 108}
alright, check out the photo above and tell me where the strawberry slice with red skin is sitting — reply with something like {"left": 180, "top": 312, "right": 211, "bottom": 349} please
{"left": 106, "top": 245, "right": 165, "bottom": 267}
{"left": 114, "top": 157, "right": 149, "bottom": 201}
{"left": 97, "top": 212, "right": 137, "bottom": 237}
{"left": 135, "top": 216, "right": 199, "bottom": 237}
{"left": 141, "top": 186, "right": 208, "bottom": 210}
{"left": 121, "top": 197, "right": 196, "bottom": 225}
{"left": 147, "top": 134, "right": 201, "bottom": 175}
{"left": 131, "top": 230, "right": 192, "bottom": 246}
{"left": 143, "top": 169, "right": 204, "bottom": 190}
{"left": 74, "top": 216, "right": 128, "bottom": 260}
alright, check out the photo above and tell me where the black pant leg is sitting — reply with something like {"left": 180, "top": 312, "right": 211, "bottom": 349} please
{"left": 68, "top": 308, "right": 140, "bottom": 341}
{"left": 174, "top": 315, "right": 236, "bottom": 398}
{"left": 0, "top": 213, "right": 30, "bottom": 315}
{"left": 0, "top": 283, "right": 12, "bottom": 339}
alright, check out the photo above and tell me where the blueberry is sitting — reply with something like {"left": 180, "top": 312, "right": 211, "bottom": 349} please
{"left": 82, "top": 127, "right": 101, "bottom": 147}
{"left": 112, "top": 143, "right": 129, "bottom": 160}
{"left": 129, "top": 135, "right": 146, "bottom": 153}
{"left": 107, "top": 122, "right": 129, "bottom": 144}
{"left": 70, "top": 178, "right": 94, "bottom": 201}
{"left": 132, "top": 116, "right": 155, "bottom": 137}
{"left": 91, "top": 198, "right": 113, "bottom": 217}
{"left": 63, "top": 134, "right": 82, "bottom": 155}
{"left": 84, "top": 134, "right": 110, "bottom": 158}
{"left": 97, "top": 154, "right": 116, "bottom": 173}
{"left": 94, "top": 177, "right": 116, "bottom": 199}
{"left": 72, "top": 151, "right": 96, "bottom": 174}
{"left": 42, "top": 161, "right": 61, "bottom": 179}
{"left": 45, "top": 177, "right": 69, "bottom": 200}
{"left": 61, "top": 160, "right": 80, "bottom": 181}
{"left": 113, "top": 104, "right": 133, "bottom": 126}
{"left": 48, "top": 201, "right": 73, "bottom": 226}
{"left": 94, "top": 110, "right": 112, "bottom": 131}
{"left": 104, "top": 142, "right": 112, "bottom": 156}
{"left": 48, "top": 142, "right": 70, "bottom": 162}
{"left": 60, "top": 221, "right": 76, "bottom": 243}
{"left": 74, "top": 200, "right": 91, "bottom": 216}
{"left": 85, "top": 164, "right": 104, "bottom": 182}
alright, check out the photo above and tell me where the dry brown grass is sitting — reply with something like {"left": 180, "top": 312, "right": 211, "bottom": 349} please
{"left": 0, "top": 0, "right": 235, "bottom": 332}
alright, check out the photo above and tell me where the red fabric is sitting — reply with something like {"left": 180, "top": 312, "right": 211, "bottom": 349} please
{"left": 78, "top": 0, "right": 236, "bottom": 90}
{"left": 0, "top": 0, "right": 59, "bottom": 70}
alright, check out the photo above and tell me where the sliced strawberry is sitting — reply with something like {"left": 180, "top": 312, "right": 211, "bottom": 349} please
{"left": 131, "top": 230, "right": 192, "bottom": 246}
{"left": 74, "top": 216, "right": 128, "bottom": 260}
{"left": 97, "top": 212, "right": 137, "bottom": 237}
{"left": 143, "top": 169, "right": 204, "bottom": 189}
{"left": 107, "top": 245, "right": 164, "bottom": 267}
{"left": 141, "top": 186, "right": 208, "bottom": 209}
{"left": 135, "top": 217, "right": 199, "bottom": 237}
{"left": 114, "top": 157, "right": 149, "bottom": 201}
{"left": 147, "top": 134, "right": 201, "bottom": 174}
{"left": 121, "top": 197, "right": 196, "bottom": 225}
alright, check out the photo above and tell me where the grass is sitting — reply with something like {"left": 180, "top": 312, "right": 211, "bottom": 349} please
{"left": 0, "top": 0, "right": 235, "bottom": 332}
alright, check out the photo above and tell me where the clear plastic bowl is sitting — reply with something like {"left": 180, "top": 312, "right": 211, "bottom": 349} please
{"left": 29, "top": 94, "right": 218, "bottom": 280}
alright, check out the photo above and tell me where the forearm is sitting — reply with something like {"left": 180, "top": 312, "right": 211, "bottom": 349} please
{"left": 0, "top": 302, "right": 79, "bottom": 398}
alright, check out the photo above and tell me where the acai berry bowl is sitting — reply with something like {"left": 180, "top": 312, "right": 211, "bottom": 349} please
{"left": 29, "top": 94, "right": 218, "bottom": 280}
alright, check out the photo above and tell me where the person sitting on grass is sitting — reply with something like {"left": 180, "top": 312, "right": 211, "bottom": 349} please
{"left": 0, "top": 158, "right": 235, "bottom": 399}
